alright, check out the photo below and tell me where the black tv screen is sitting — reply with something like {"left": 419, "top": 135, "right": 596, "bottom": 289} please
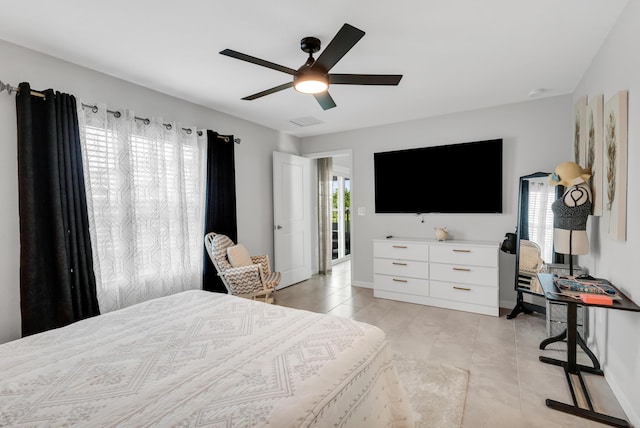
{"left": 374, "top": 139, "right": 503, "bottom": 213}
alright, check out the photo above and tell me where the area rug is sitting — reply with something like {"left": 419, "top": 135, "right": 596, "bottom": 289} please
{"left": 392, "top": 353, "right": 469, "bottom": 428}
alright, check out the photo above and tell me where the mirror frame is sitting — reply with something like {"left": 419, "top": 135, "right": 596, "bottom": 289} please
{"left": 513, "top": 171, "right": 563, "bottom": 296}
{"left": 508, "top": 171, "right": 560, "bottom": 319}
{"left": 514, "top": 172, "right": 549, "bottom": 296}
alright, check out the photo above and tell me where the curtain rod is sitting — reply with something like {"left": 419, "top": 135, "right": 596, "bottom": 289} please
{"left": 80, "top": 103, "right": 205, "bottom": 137}
{"left": 80, "top": 103, "right": 239, "bottom": 143}
{"left": 0, "top": 80, "right": 45, "bottom": 98}
{"left": 1, "top": 79, "right": 240, "bottom": 143}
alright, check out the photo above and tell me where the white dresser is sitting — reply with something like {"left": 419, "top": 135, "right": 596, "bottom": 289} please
{"left": 373, "top": 238, "right": 499, "bottom": 316}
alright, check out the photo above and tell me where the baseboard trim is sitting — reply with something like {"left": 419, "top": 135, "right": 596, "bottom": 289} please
{"left": 352, "top": 280, "right": 373, "bottom": 289}
{"left": 499, "top": 299, "right": 516, "bottom": 310}
{"left": 587, "top": 338, "right": 638, "bottom": 426}
{"left": 604, "top": 368, "right": 639, "bottom": 427}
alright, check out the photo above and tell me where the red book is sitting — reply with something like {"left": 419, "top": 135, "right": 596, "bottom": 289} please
{"left": 580, "top": 294, "right": 613, "bottom": 305}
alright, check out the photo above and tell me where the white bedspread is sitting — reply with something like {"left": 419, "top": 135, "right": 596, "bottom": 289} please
{"left": 0, "top": 290, "right": 413, "bottom": 427}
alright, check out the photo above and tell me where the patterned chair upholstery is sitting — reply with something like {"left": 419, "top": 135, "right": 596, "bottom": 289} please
{"left": 518, "top": 239, "right": 546, "bottom": 294}
{"left": 204, "top": 232, "right": 280, "bottom": 303}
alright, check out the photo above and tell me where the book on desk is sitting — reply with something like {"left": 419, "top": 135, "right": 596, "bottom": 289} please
{"left": 553, "top": 277, "right": 620, "bottom": 304}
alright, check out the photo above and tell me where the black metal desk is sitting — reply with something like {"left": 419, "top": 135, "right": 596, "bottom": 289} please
{"left": 537, "top": 273, "right": 640, "bottom": 427}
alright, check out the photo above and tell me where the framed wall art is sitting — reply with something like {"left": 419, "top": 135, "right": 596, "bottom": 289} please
{"left": 586, "top": 94, "right": 603, "bottom": 216}
{"left": 603, "top": 90, "right": 628, "bottom": 241}
{"left": 574, "top": 96, "right": 587, "bottom": 166}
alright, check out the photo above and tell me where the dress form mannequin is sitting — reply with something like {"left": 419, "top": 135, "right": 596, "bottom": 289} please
{"left": 549, "top": 162, "right": 592, "bottom": 275}
{"left": 552, "top": 182, "right": 592, "bottom": 254}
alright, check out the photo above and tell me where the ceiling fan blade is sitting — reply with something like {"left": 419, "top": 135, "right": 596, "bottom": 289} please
{"left": 220, "top": 49, "right": 297, "bottom": 75}
{"left": 313, "top": 23, "right": 365, "bottom": 72}
{"left": 330, "top": 74, "right": 403, "bottom": 85}
{"left": 313, "top": 92, "right": 337, "bottom": 110}
{"left": 242, "top": 82, "right": 294, "bottom": 100}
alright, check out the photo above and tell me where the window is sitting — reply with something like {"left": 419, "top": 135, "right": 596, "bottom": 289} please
{"left": 79, "top": 108, "right": 205, "bottom": 312}
{"left": 527, "top": 182, "right": 555, "bottom": 262}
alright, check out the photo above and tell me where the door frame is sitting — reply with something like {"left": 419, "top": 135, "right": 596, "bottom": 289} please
{"left": 303, "top": 149, "right": 353, "bottom": 281}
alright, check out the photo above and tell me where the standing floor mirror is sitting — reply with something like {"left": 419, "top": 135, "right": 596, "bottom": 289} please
{"left": 507, "top": 172, "right": 562, "bottom": 319}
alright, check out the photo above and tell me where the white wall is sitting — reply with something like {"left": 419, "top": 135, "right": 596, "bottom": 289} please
{"left": 0, "top": 69, "right": 20, "bottom": 344}
{"left": 0, "top": 39, "right": 300, "bottom": 343}
{"left": 300, "top": 96, "right": 572, "bottom": 304}
{"left": 573, "top": 0, "right": 640, "bottom": 424}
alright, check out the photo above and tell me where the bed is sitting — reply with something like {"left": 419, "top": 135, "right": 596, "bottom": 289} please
{"left": 0, "top": 290, "right": 414, "bottom": 427}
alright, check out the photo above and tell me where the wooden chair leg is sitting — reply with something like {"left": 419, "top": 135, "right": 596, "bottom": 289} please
{"left": 248, "top": 289, "right": 274, "bottom": 304}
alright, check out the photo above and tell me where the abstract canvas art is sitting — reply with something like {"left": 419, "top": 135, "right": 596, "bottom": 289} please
{"left": 586, "top": 94, "right": 603, "bottom": 216}
{"left": 603, "top": 90, "right": 628, "bottom": 241}
{"left": 574, "top": 96, "right": 587, "bottom": 166}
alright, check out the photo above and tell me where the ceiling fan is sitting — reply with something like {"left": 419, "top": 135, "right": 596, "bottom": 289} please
{"left": 220, "top": 23, "right": 403, "bottom": 110}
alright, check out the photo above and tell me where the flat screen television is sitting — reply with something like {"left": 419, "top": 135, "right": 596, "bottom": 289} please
{"left": 374, "top": 139, "right": 503, "bottom": 213}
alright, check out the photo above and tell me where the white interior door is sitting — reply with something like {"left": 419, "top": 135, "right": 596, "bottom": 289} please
{"left": 273, "top": 152, "right": 312, "bottom": 288}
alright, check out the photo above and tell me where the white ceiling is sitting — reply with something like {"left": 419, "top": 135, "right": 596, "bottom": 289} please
{"left": 0, "top": 0, "right": 628, "bottom": 138}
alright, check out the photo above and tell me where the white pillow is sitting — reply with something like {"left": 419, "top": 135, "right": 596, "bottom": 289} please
{"left": 227, "top": 244, "right": 253, "bottom": 267}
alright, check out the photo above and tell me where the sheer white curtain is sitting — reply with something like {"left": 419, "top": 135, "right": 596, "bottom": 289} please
{"left": 77, "top": 104, "right": 207, "bottom": 312}
{"left": 528, "top": 181, "right": 555, "bottom": 262}
{"left": 317, "top": 158, "right": 333, "bottom": 274}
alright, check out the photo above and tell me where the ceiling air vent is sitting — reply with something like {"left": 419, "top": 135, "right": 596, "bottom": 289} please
{"left": 289, "top": 116, "right": 324, "bottom": 127}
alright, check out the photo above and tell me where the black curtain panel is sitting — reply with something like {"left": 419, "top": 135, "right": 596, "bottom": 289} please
{"left": 518, "top": 179, "right": 530, "bottom": 240}
{"left": 202, "top": 131, "right": 238, "bottom": 293}
{"left": 16, "top": 82, "right": 100, "bottom": 336}
{"left": 553, "top": 185, "right": 566, "bottom": 264}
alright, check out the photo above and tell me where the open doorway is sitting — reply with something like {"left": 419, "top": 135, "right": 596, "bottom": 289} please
{"left": 303, "top": 150, "right": 353, "bottom": 279}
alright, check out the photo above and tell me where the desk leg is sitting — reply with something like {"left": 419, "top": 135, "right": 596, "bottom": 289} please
{"left": 507, "top": 290, "right": 546, "bottom": 319}
{"left": 539, "top": 329, "right": 601, "bottom": 372}
{"left": 566, "top": 304, "right": 577, "bottom": 372}
{"left": 545, "top": 399, "right": 631, "bottom": 427}
{"left": 539, "top": 302, "right": 630, "bottom": 427}
{"left": 577, "top": 333, "right": 601, "bottom": 371}
{"left": 539, "top": 329, "right": 566, "bottom": 349}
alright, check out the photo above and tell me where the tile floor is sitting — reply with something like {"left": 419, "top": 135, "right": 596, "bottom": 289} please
{"left": 275, "top": 261, "right": 629, "bottom": 427}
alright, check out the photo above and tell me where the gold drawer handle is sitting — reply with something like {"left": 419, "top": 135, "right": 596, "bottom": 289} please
{"left": 392, "top": 262, "right": 408, "bottom": 266}
{"left": 393, "top": 279, "right": 408, "bottom": 283}
{"left": 392, "top": 245, "right": 408, "bottom": 249}
{"left": 453, "top": 249, "right": 471, "bottom": 253}
{"left": 453, "top": 267, "right": 471, "bottom": 272}
{"left": 453, "top": 286, "right": 471, "bottom": 291}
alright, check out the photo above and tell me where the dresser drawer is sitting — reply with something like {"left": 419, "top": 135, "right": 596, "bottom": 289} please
{"left": 430, "top": 280, "right": 497, "bottom": 307}
{"left": 374, "top": 274, "right": 429, "bottom": 296}
{"left": 429, "top": 244, "right": 497, "bottom": 267}
{"left": 371, "top": 238, "right": 499, "bottom": 317}
{"left": 374, "top": 241, "right": 429, "bottom": 261}
{"left": 429, "top": 263, "right": 497, "bottom": 287}
{"left": 374, "top": 258, "right": 429, "bottom": 279}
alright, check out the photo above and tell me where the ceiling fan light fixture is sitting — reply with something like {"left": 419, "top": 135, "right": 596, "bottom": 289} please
{"left": 220, "top": 23, "right": 402, "bottom": 110}
{"left": 293, "top": 71, "right": 329, "bottom": 94}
